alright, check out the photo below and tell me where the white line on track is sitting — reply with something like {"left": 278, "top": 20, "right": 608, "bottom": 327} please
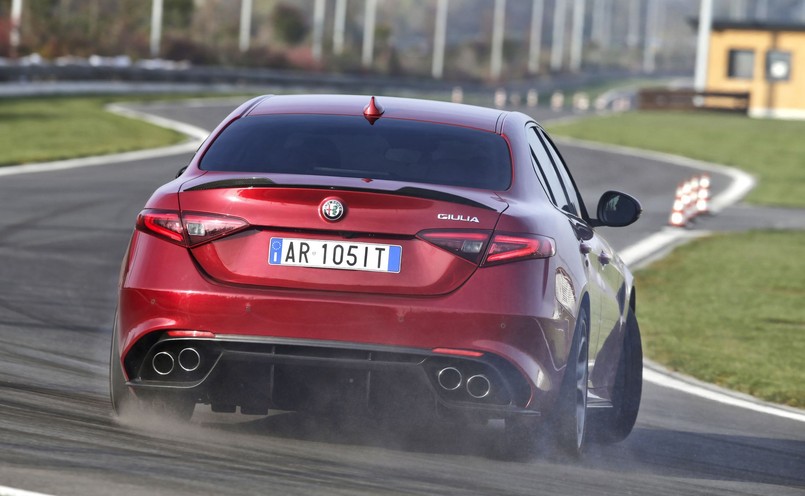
{"left": 1, "top": 101, "right": 801, "bottom": 427}
{"left": 0, "top": 141, "right": 199, "bottom": 177}
{"left": 553, "top": 136, "right": 757, "bottom": 214}
{"left": 643, "top": 366, "right": 805, "bottom": 423}
{"left": 0, "top": 103, "right": 206, "bottom": 178}
{"left": 0, "top": 485, "right": 56, "bottom": 496}
{"left": 105, "top": 103, "right": 211, "bottom": 141}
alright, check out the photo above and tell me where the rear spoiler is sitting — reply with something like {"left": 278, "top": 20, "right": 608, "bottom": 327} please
{"left": 183, "top": 179, "right": 498, "bottom": 211}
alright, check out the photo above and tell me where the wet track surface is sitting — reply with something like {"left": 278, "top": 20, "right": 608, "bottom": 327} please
{"left": 0, "top": 100, "right": 803, "bottom": 495}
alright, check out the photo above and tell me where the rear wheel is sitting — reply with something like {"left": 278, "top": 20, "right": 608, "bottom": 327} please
{"left": 502, "top": 308, "right": 590, "bottom": 459}
{"left": 553, "top": 307, "right": 590, "bottom": 457}
{"left": 590, "top": 309, "right": 642, "bottom": 444}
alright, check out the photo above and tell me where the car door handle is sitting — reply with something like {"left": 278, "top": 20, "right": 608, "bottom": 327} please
{"left": 598, "top": 252, "right": 611, "bottom": 265}
{"left": 580, "top": 243, "right": 592, "bottom": 255}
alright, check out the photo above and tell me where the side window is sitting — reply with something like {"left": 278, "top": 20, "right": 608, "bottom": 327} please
{"left": 527, "top": 126, "right": 571, "bottom": 210}
{"left": 538, "top": 130, "right": 584, "bottom": 217}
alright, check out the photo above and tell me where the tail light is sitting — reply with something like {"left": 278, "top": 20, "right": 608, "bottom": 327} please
{"left": 417, "top": 230, "right": 491, "bottom": 264}
{"left": 136, "top": 209, "right": 249, "bottom": 247}
{"left": 138, "top": 211, "right": 184, "bottom": 244}
{"left": 418, "top": 230, "right": 555, "bottom": 266}
{"left": 484, "top": 233, "right": 555, "bottom": 265}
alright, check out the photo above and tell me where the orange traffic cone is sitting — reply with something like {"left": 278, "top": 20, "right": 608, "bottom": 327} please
{"left": 669, "top": 182, "right": 687, "bottom": 227}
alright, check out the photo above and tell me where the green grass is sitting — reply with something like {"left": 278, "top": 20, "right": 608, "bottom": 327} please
{"left": 636, "top": 231, "right": 805, "bottom": 407}
{"left": 0, "top": 96, "right": 186, "bottom": 166}
{"left": 548, "top": 111, "right": 805, "bottom": 208}
{"left": 547, "top": 109, "right": 805, "bottom": 406}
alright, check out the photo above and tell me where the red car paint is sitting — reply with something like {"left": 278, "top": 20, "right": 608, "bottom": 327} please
{"left": 111, "top": 95, "right": 642, "bottom": 447}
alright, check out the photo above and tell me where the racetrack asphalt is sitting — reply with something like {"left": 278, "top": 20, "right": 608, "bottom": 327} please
{"left": 0, "top": 99, "right": 803, "bottom": 496}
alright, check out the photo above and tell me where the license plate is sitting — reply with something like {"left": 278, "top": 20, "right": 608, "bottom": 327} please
{"left": 268, "top": 237, "right": 402, "bottom": 273}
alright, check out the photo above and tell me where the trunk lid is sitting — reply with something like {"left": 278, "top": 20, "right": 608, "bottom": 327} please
{"left": 178, "top": 174, "right": 508, "bottom": 295}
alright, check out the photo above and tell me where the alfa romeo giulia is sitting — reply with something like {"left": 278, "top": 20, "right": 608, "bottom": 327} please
{"left": 110, "top": 94, "right": 643, "bottom": 456}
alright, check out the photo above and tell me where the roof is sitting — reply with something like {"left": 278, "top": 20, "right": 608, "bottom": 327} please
{"left": 690, "top": 18, "right": 805, "bottom": 33}
{"left": 246, "top": 94, "right": 505, "bottom": 133}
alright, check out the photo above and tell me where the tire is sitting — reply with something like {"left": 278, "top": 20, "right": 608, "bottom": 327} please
{"left": 590, "top": 309, "right": 642, "bottom": 444}
{"left": 552, "top": 307, "right": 590, "bottom": 457}
{"left": 502, "top": 310, "right": 590, "bottom": 459}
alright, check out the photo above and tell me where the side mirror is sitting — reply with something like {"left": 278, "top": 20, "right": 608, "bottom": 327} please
{"left": 596, "top": 191, "right": 642, "bottom": 227}
{"left": 175, "top": 166, "right": 188, "bottom": 178}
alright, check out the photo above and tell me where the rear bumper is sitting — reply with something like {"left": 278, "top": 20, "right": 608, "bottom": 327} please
{"left": 124, "top": 334, "right": 541, "bottom": 419}
{"left": 118, "top": 233, "right": 575, "bottom": 417}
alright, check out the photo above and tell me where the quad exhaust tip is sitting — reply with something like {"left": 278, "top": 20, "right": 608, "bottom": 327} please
{"left": 437, "top": 367, "right": 462, "bottom": 391}
{"left": 152, "top": 351, "right": 175, "bottom": 376}
{"left": 466, "top": 374, "right": 491, "bottom": 399}
{"left": 178, "top": 348, "right": 201, "bottom": 372}
{"left": 437, "top": 368, "right": 492, "bottom": 399}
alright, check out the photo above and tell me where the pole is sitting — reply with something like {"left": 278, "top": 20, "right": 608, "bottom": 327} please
{"left": 550, "top": 0, "right": 567, "bottom": 71}
{"left": 312, "top": 0, "right": 326, "bottom": 61}
{"left": 643, "top": 0, "right": 659, "bottom": 73}
{"left": 694, "top": 0, "right": 713, "bottom": 92}
{"left": 527, "top": 0, "right": 544, "bottom": 74}
{"left": 333, "top": 0, "right": 347, "bottom": 55}
{"left": 362, "top": 0, "right": 377, "bottom": 68}
{"left": 490, "top": 0, "right": 506, "bottom": 80}
{"left": 591, "top": 0, "right": 613, "bottom": 51}
{"left": 626, "top": 0, "right": 639, "bottom": 49}
{"left": 600, "top": 0, "right": 611, "bottom": 49}
{"left": 239, "top": 0, "right": 253, "bottom": 53}
{"left": 10, "top": 0, "right": 23, "bottom": 58}
{"left": 592, "top": 0, "right": 603, "bottom": 45}
{"left": 569, "top": 0, "right": 585, "bottom": 72}
{"left": 432, "top": 0, "right": 449, "bottom": 79}
{"left": 150, "top": 0, "right": 163, "bottom": 58}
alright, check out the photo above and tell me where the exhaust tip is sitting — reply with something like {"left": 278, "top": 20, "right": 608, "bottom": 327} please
{"left": 178, "top": 348, "right": 201, "bottom": 372}
{"left": 437, "top": 367, "right": 462, "bottom": 391}
{"left": 466, "top": 374, "right": 491, "bottom": 399}
{"left": 152, "top": 351, "right": 175, "bottom": 376}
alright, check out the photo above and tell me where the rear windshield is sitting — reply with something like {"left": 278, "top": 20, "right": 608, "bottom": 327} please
{"left": 199, "top": 114, "right": 511, "bottom": 190}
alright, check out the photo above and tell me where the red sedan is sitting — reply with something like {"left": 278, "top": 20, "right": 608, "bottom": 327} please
{"left": 110, "top": 94, "right": 643, "bottom": 456}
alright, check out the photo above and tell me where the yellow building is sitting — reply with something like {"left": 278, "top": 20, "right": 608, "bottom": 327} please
{"left": 707, "top": 20, "right": 805, "bottom": 119}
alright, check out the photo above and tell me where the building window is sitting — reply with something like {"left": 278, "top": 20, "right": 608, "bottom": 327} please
{"left": 727, "top": 49, "right": 755, "bottom": 79}
{"left": 766, "top": 50, "right": 792, "bottom": 81}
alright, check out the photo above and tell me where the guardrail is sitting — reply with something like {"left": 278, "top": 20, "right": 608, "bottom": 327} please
{"left": 638, "top": 88, "right": 750, "bottom": 114}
